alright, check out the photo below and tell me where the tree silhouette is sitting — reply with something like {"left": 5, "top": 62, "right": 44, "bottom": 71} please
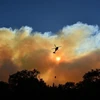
{"left": 0, "top": 81, "right": 9, "bottom": 91}
{"left": 8, "top": 69, "right": 47, "bottom": 94}
{"left": 0, "top": 81, "right": 9, "bottom": 96}
{"left": 83, "top": 69, "right": 100, "bottom": 82}
{"left": 75, "top": 69, "right": 100, "bottom": 99}
{"left": 9, "top": 69, "right": 39, "bottom": 84}
{"left": 64, "top": 82, "right": 75, "bottom": 89}
{"left": 0, "top": 68, "right": 100, "bottom": 99}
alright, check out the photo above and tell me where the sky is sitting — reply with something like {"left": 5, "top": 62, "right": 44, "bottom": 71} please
{"left": 0, "top": 0, "right": 100, "bottom": 33}
{"left": 0, "top": 0, "right": 100, "bottom": 85}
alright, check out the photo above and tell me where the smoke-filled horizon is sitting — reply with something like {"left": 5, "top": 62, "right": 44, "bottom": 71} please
{"left": 0, "top": 22, "right": 100, "bottom": 85}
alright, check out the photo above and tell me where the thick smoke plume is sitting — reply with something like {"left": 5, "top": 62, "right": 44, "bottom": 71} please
{"left": 0, "top": 22, "right": 100, "bottom": 85}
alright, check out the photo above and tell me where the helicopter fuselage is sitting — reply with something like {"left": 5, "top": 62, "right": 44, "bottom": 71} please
{"left": 55, "top": 47, "right": 58, "bottom": 51}
{"left": 53, "top": 45, "right": 61, "bottom": 53}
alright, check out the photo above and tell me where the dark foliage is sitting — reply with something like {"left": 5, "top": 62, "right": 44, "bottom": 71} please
{"left": 0, "top": 68, "right": 100, "bottom": 99}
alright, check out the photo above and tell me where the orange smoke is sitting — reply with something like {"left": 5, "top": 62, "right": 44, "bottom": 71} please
{"left": 0, "top": 22, "right": 100, "bottom": 85}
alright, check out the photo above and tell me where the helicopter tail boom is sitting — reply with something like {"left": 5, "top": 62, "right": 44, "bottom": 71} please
{"left": 53, "top": 51, "right": 55, "bottom": 53}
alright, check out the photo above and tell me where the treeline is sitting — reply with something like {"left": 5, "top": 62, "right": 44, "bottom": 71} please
{"left": 0, "top": 68, "right": 100, "bottom": 99}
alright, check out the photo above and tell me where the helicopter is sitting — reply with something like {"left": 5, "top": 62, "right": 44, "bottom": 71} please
{"left": 52, "top": 44, "right": 61, "bottom": 54}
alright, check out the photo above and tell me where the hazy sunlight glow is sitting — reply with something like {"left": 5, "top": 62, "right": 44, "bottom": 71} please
{"left": 56, "top": 57, "right": 61, "bottom": 61}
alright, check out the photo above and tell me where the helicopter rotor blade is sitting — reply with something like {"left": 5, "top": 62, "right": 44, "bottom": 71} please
{"left": 58, "top": 46, "right": 61, "bottom": 47}
{"left": 52, "top": 48, "right": 55, "bottom": 49}
{"left": 54, "top": 44, "right": 56, "bottom": 47}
